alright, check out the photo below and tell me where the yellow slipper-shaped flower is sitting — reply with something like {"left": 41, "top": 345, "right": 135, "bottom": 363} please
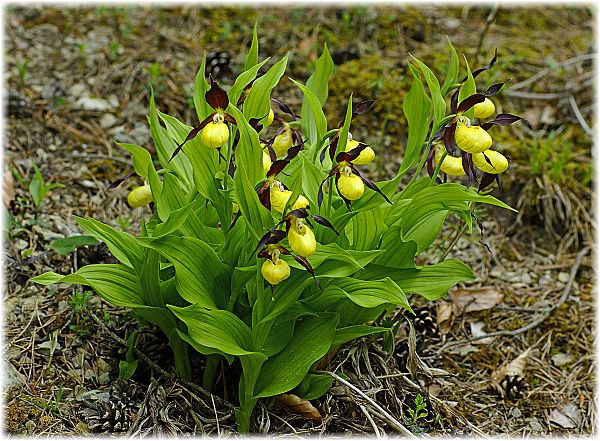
{"left": 272, "top": 125, "right": 293, "bottom": 157}
{"left": 261, "top": 259, "right": 290, "bottom": 285}
{"left": 127, "top": 185, "right": 153, "bottom": 208}
{"left": 337, "top": 173, "right": 364, "bottom": 201}
{"left": 345, "top": 139, "right": 375, "bottom": 165}
{"left": 435, "top": 147, "right": 465, "bottom": 176}
{"left": 288, "top": 219, "right": 317, "bottom": 257}
{"left": 472, "top": 150, "right": 508, "bottom": 174}
{"left": 270, "top": 186, "right": 310, "bottom": 213}
{"left": 201, "top": 119, "right": 229, "bottom": 148}
{"left": 455, "top": 123, "right": 492, "bottom": 154}
{"left": 473, "top": 98, "right": 495, "bottom": 119}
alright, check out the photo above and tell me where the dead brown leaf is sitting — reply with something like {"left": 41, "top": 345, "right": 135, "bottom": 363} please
{"left": 451, "top": 287, "right": 504, "bottom": 314}
{"left": 275, "top": 393, "right": 322, "bottom": 422}
{"left": 436, "top": 301, "right": 453, "bottom": 336}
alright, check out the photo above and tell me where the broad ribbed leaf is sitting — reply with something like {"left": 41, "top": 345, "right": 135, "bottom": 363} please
{"left": 193, "top": 53, "right": 211, "bottom": 121}
{"left": 332, "top": 325, "right": 390, "bottom": 347}
{"left": 75, "top": 216, "right": 143, "bottom": 268}
{"left": 243, "top": 23, "right": 259, "bottom": 71}
{"left": 253, "top": 312, "right": 338, "bottom": 398}
{"left": 400, "top": 64, "right": 432, "bottom": 175}
{"left": 243, "top": 54, "right": 288, "bottom": 120}
{"left": 169, "top": 304, "right": 260, "bottom": 356}
{"left": 148, "top": 90, "right": 194, "bottom": 187}
{"left": 412, "top": 57, "right": 446, "bottom": 128}
{"left": 140, "top": 235, "right": 230, "bottom": 309}
{"left": 292, "top": 78, "right": 327, "bottom": 153}
{"left": 229, "top": 58, "right": 270, "bottom": 105}
{"left": 441, "top": 37, "right": 460, "bottom": 96}
{"left": 458, "top": 55, "right": 477, "bottom": 120}
{"left": 357, "top": 259, "right": 476, "bottom": 300}
{"left": 334, "top": 277, "right": 410, "bottom": 310}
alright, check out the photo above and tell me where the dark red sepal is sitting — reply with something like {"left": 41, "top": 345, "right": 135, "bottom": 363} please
{"left": 267, "top": 159, "right": 290, "bottom": 178}
{"left": 311, "top": 214, "right": 339, "bottom": 235}
{"left": 457, "top": 93, "right": 486, "bottom": 113}
{"left": 352, "top": 100, "right": 376, "bottom": 119}
{"left": 485, "top": 80, "right": 509, "bottom": 97}
{"left": 442, "top": 124, "right": 457, "bottom": 155}
{"left": 169, "top": 113, "right": 215, "bottom": 161}
{"left": 254, "top": 229, "right": 286, "bottom": 254}
{"left": 270, "top": 97, "right": 299, "bottom": 119}
{"left": 107, "top": 171, "right": 136, "bottom": 189}
{"left": 350, "top": 165, "right": 392, "bottom": 205}
{"left": 477, "top": 172, "right": 496, "bottom": 192}
{"left": 481, "top": 113, "right": 523, "bottom": 131}
{"left": 257, "top": 185, "right": 271, "bottom": 210}
{"left": 206, "top": 75, "right": 229, "bottom": 110}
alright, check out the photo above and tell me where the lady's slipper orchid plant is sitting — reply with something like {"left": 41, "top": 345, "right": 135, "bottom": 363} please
{"left": 32, "top": 32, "right": 527, "bottom": 434}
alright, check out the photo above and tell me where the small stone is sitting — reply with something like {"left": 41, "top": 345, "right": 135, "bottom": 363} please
{"left": 528, "top": 418, "right": 543, "bottom": 432}
{"left": 14, "top": 238, "right": 28, "bottom": 250}
{"left": 81, "top": 179, "right": 96, "bottom": 189}
{"left": 551, "top": 352, "right": 573, "bottom": 367}
{"left": 98, "top": 372, "right": 111, "bottom": 385}
{"left": 3, "top": 360, "right": 25, "bottom": 392}
{"left": 75, "top": 96, "right": 113, "bottom": 111}
{"left": 58, "top": 300, "right": 69, "bottom": 312}
{"left": 557, "top": 272, "right": 570, "bottom": 283}
{"left": 69, "top": 83, "right": 87, "bottom": 97}
{"left": 25, "top": 420, "right": 37, "bottom": 434}
{"left": 99, "top": 113, "right": 118, "bottom": 128}
{"left": 511, "top": 407, "right": 522, "bottom": 418}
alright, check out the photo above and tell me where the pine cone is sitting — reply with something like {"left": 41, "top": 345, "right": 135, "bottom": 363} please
{"left": 412, "top": 307, "right": 438, "bottom": 337}
{"left": 499, "top": 374, "right": 529, "bottom": 400}
{"left": 206, "top": 51, "right": 232, "bottom": 79}
{"left": 79, "top": 379, "right": 143, "bottom": 433}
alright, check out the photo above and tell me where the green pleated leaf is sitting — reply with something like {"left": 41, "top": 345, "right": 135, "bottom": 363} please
{"left": 229, "top": 58, "right": 270, "bottom": 105}
{"left": 243, "top": 22, "right": 259, "bottom": 71}
{"left": 75, "top": 216, "right": 143, "bottom": 268}
{"left": 400, "top": 64, "right": 432, "bottom": 175}
{"left": 292, "top": 78, "right": 328, "bottom": 154}
{"left": 253, "top": 312, "right": 338, "bottom": 398}
{"left": 169, "top": 304, "right": 260, "bottom": 356}
{"left": 357, "top": 259, "right": 476, "bottom": 300}
{"left": 411, "top": 57, "right": 446, "bottom": 129}
{"left": 332, "top": 325, "right": 390, "bottom": 347}
{"left": 193, "top": 53, "right": 212, "bottom": 121}
{"left": 140, "top": 235, "right": 230, "bottom": 309}
{"left": 243, "top": 54, "right": 288, "bottom": 120}
{"left": 49, "top": 235, "right": 99, "bottom": 255}
{"left": 458, "top": 55, "right": 477, "bottom": 120}
{"left": 441, "top": 38, "right": 460, "bottom": 97}
{"left": 333, "top": 277, "right": 411, "bottom": 310}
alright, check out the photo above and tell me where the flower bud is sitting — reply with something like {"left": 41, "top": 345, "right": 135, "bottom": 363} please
{"left": 127, "top": 185, "right": 153, "bottom": 208}
{"left": 337, "top": 173, "right": 364, "bottom": 201}
{"left": 265, "top": 107, "right": 275, "bottom": 126}
{"left": 473, "top": 98, "right": 495, "bottom": 119}
{"left": 272, "top": 125, "right": 292, "bottom": 157}
{"left": 435, "top": 146, "right": 465, "bottom": 176}
{"left": 472, "top": 150, "right": 508, "bottom": 174}
{"left": 232, "top": 202, "right": 239, "bottom": 214}
{"left": 288, "top": 219, "right": 317, "bottom": 257}
{"left": 345, "top": 139, "right": 375, "bottom": 165}
{"left": 261, "top": 259, "right": 290, "bottom": 285}
{"left": 201, "top": 119, "right": 229, "bottom": 149}
{"left": 262, "top": 151, "right": 272, "bottom": 174}
{"left": 455, "top": 123, "right": 492, "bottom": 154}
